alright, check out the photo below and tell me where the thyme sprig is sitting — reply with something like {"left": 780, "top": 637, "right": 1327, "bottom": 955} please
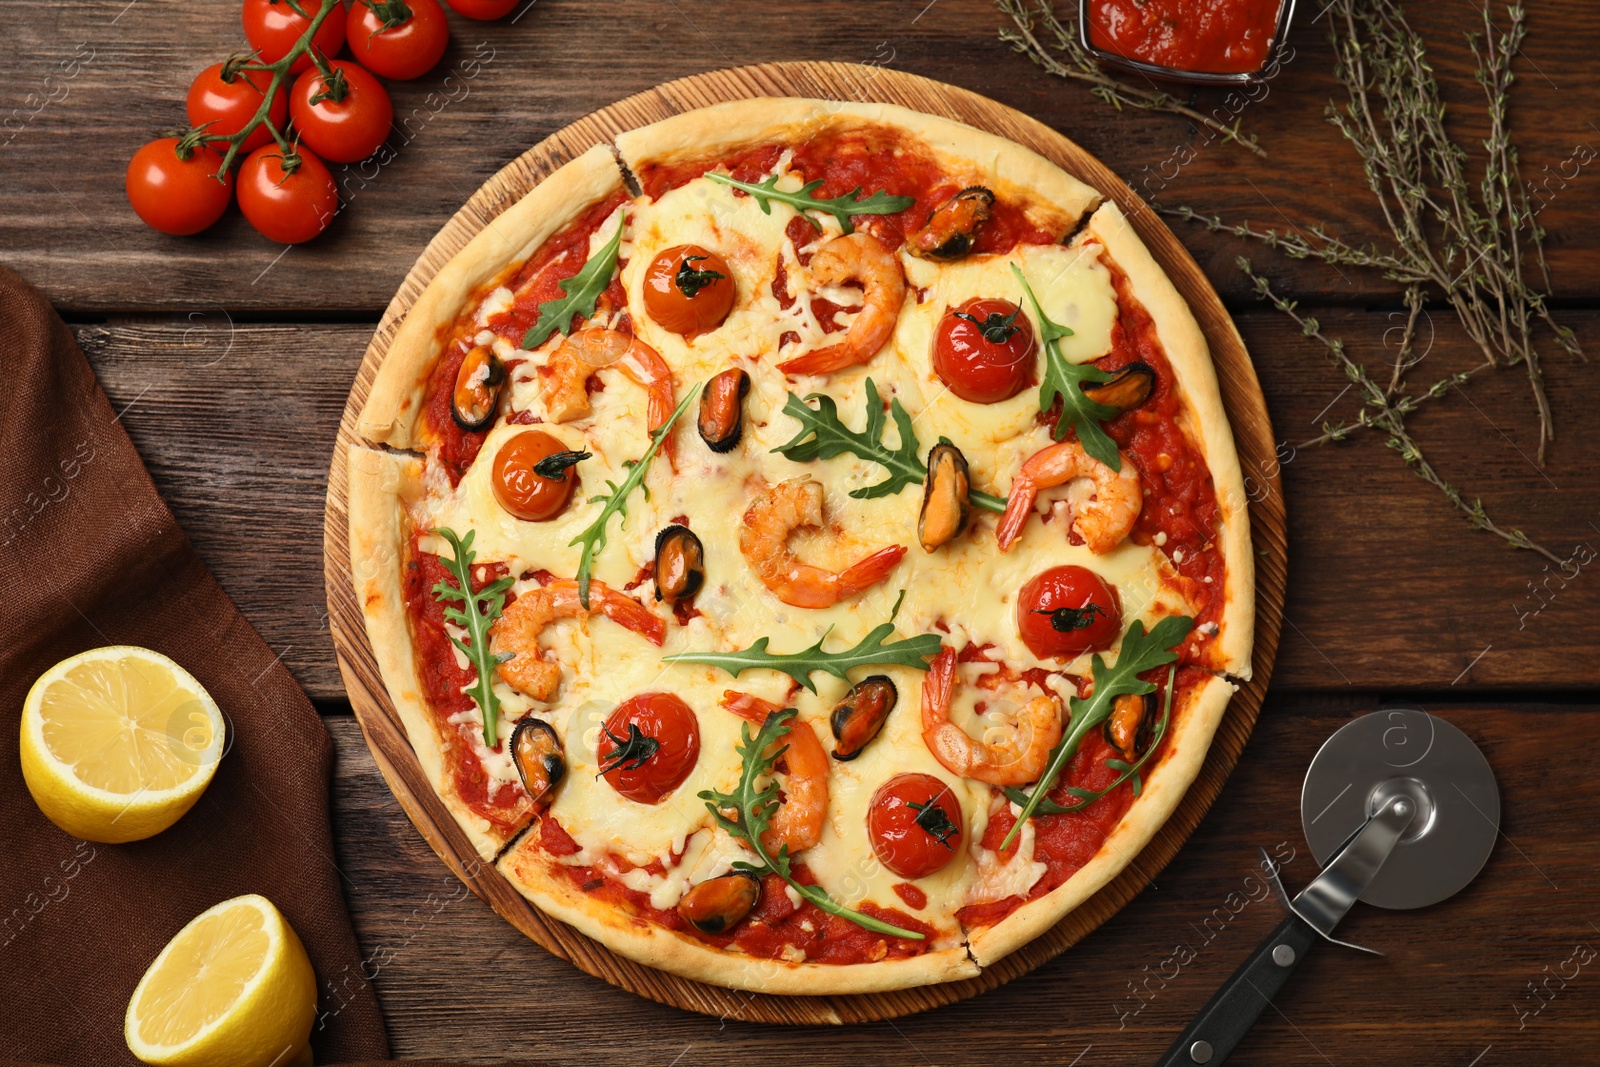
{"left": 701, "top": 708, "right": 924, "bottom": 939}
{"left": 1002, "top": 615, "right": 1192, "bottom": 850}
{"left": 772, "top": 377, "right": 1007, "bottom": 512}
{"left": 1004, "top": 663, "right": 1175, "bottom": 815}
{"left": 430, "top": 527, "right": 516, "bottom": 749}
{"left": 1239, "top": 263, "right": 1561, "bottom": 565}
{"left": 1168, "top": 4, "right": 1580, "bottom": 450}
{"left": 664, "top": 590, "right": 941, "bottom": 693}
{"left": 996, "top": 0, "right": 1267, "bottom": 158}
{"left": 569, "top": 384, "right": 699, "bottom": 607}
{"left": 704, "top": 173, "right": 915, "bottom": 234}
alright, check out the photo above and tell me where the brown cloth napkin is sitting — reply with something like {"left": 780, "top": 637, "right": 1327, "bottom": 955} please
{"left": 0, "top": 267, "right": 389, "bottom": 1066}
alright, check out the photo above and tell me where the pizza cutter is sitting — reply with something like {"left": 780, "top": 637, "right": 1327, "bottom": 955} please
{"left": 1156, "top": 709, "right": 1499, "bottom": 1066}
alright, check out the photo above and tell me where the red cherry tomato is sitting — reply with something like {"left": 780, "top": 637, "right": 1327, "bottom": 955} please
{"left": 932, "top": 298, "right": 1037, "bottom": 404}
{"left": 868, "top": 773, "right": 964, "bottom": 879}
{"left": 236, "top": 145, "right": 339, "bottom": 244}
{"left": 289, "top": 60, "right": 393, "bottom": 164}
{"left": 185, "top": 62, "right": 287, "bottom": 154}
{"left": 642, "top": 245, "right": 736, "bottom": 337}
{"left": 600, "top": 693, "right": 700, "bottom": 805}
{"left": 242, "top": 0, "right": 346, "bottom": 74}
{"left": 491, "top": 430, "right": 580, "bottom": 521}
{"left": 126, "top": 138, "right": 234, "bottom": 237}
{"left": 346, "top": 0, "right": 450, "bottom": 80}
{"left": 1018, "top": 565, "right": 1122, "bottom": 659}
{"left": 445, "top": 0, "right": 519, "bottom": 17}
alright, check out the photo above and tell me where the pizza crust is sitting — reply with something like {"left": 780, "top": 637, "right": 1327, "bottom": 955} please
{"left": 614, "top": 98, "right": 1103, "bottom": 242}
{"left": 346, "top": 445, "right": 510, "bottom": 861}
{"left": 1086, "top": 201, "right": 1256, "bottom": 680}
{"left": 357, "top": 143, "right": 625, "bottom": 450}
{"left": 966, "top": 673, "right": 1237, "bottom": 964}
{"left": 497, "top": 831, "right": 980, "bottom": 996}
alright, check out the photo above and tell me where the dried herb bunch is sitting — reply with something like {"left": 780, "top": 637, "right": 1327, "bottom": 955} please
{"left": 1238, "top": 260, "right": 1561, "bottom": 564}
{"left": 1169, "top": 0, "right": 1581, "bottom": 561}
{"left": 997, "top": 0, "right": 1267, "bottom": 158}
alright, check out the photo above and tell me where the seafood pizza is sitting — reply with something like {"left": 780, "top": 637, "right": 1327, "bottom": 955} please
{"left": 345, "top": 99, "right": 1254, "bottom": 994}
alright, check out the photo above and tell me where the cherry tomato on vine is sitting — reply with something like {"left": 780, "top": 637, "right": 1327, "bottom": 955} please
{"left": 289, "top": 60, "right": 393, "bottom": 164}
{"left": 236, "top": 145, "right": 339, "bottom": 244}
{"left": 867, "top": 773, "right": 964, "bottom": 879}
{"left": 932, "top": 297, "right": 1037, "bottom": 404}
{"left": 242, "top": 0, "right": 346, "bottom": 74}
{"left": 445, "top": 0, "right": 519, "bottom": 17}
{"left": 491, "top": 430, "right": 580, "bottom": 521}
{"left": 346, "top": 0, "right": 450, "bottom": 81}
{"left": 599, "top": 693, "right": 700, "bottom": 805}
{"left": 1017, "top": 565, "right": 1122, "bottom": 659}
{"left": 126, "top": 138, "right": 234, "bottom": 236}
{"left": 185, "top": 61, "right": 287, "bottom": 154}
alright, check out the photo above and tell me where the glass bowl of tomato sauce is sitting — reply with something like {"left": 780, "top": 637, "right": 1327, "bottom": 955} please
{"left": 1080, "top": 0, "right": 1296, "bottom": 84}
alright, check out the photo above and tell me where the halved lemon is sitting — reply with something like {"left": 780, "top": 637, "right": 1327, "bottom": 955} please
{"left": 19, "top": 645, "right": 224, "bottom": 843}
{"left": 125, "top": 894, "right": 317, "bottom": 1067}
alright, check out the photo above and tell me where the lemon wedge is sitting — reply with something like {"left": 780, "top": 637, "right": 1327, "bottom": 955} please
{"left": 19, "top": 645, "right": 224, "bottom": 843}
{"left": 125, "top": 894, "right": 317, "bottom": 1067}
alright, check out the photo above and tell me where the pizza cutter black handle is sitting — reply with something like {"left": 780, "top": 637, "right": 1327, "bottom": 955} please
{"left": 1155, "top": 912, "right": 1321, "bottom": 1066}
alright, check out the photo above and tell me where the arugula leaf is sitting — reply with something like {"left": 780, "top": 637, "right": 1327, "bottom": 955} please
{"left": 1003, "top": 662, "right": 1176, "bottom": 816}
{"left": 772, "top": 378, "right": 1007, "bottom": 513}
{"left": 700, "top": 707, "right": 924, "bottom": 939}
{"left": 430, "top": 527, "right": 516, "bottom": 749}
{"left": 522, "top": 215, "right": 625, "bottom": 351}
{"left": 1010, "top": 263, "right": 1122, "bottom": 471}
{"left": 705, "top": 173, "right": 915, "bottom": 235}
{"left": 1000, "top": 615, "right": 1193, "bottom": 850}
{"left": 663, "top": 589, "right": 940, "bottom": 692}
{"left": 569, "top": 384, "right": 699, "bottom": 608}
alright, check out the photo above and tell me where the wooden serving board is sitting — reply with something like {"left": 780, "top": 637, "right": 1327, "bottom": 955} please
{"left": 323, "top": 61, "right": 1286, "bottom": 1025}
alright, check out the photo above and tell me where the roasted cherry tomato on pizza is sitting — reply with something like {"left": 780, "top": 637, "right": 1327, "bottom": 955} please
{"left": 242, "top": 0, "right": 346, "bottom": 74}
{"left": 347, "top": 0, "right": 450, "bottom": 81}
{"left": 236, "top": 145, "right": 339, "bottom": 244}
{"left": 932, "top": 297, "right": 1036, "bottom": 404}
{"left": 289, "top": 60, "right": 394, "bottom": 164}
{"left": 1018, "top": 564, "right": 1122, "bottom": 658}
{"left": 643, "top": 245, "right": 736, "bottom": 337}
{"left": 599, "top": 693, "right": 701, "bottom": 805}
{"left": 491, "top": 430, "right": 584, "bottom": 522}
{"left": 868, "top": 773, "right": 964, "bottom": 879}
{"left": 126, "top": 138, "right": 234, "bottom": 236}
{"left": 185, "top": 62, "right": 287, "bottom": 155}
{"left": 445, "top": 0, "right": 520, "bottom": 17}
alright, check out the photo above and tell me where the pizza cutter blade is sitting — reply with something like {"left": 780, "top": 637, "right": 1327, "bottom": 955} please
{"left": 1156, "top": 709, "right": 1498, "bottom": 1066}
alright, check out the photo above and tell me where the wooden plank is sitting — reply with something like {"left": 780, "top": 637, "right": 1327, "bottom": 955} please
{"left": 5, "top": 0, "right": 1599, "bottom": 312}
{"left": 76, "top": 307, "right": 1600, "bottom": 700}
{"left": 325, "top": 702, "right": 1600, "bottom": 1065}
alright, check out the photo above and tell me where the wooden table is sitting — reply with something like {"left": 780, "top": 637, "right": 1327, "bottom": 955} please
{"left": 7, "top": 0, "right": 1600, "bottom": 1062}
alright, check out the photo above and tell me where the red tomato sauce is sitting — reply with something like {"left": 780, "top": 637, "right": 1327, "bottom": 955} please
{"left": 400, "top": 538, "right": 532, "bottom": 830}
{"left": 535, "top": 824, "right": 934, "bottom": 965}
{"left": 635, "top": 127, "right": 1063, "bottom": 255}
{"left": 956, "top": 664, "right": 1208, "bottom": 929}
{"left": 1088, "top": 0, "right": 1281, "bottom": 75}
{"left": 419, "top": 190, "right": 630, "bottom": 483}
{"left": 1097, "top": 258, "right": 1228, "bottom": 666}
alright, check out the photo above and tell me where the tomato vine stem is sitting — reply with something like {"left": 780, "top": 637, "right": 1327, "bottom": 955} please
{"left": 203, "top": 0, "right": 342, "bottom": 179}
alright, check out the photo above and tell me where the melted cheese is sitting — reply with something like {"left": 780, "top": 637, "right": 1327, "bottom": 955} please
{"left": 420, "top": 168, "right": 1199, "bottom": 942}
